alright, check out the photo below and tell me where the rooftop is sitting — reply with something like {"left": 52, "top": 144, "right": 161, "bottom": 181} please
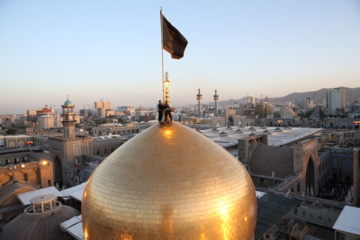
{"left": 17, "top": 186, "right": 62, "bottom": 206}
{"left": 199, "top": 126, "right": 322, "bottom": 146}
{"left": 333, "top": 205, "right": 360, "bottom": 236}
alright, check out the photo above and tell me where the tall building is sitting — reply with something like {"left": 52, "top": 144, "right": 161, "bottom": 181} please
{"left": 80, "top": 108, "right": 89, "bottom": 118}
{"left": 94, "top": 101, "right": 111, "bottom": 118}
{"left": 213, "top": 89, "right": 219, "bottom": 115}
{"left": 118, "top": 106, "right": 135, "bottom": 114}
{"left": 62, "top": 98, "right": 76, "bottom": 139}
{"left": 36, "top": 105, "right": 54, "bottom": 117}
{"left": 255, "top": 100, "right": 271, "bottom": 118}
{"left": 94, "top": 101, "right": 110, "bottom": 110}
{"left": 196, "top": 88, "right": 202, "bottom": 116}
{"left": 326, "top": 87, "right": 346, "bottom": 115}
{"left": 49, "top": 97, "right": 93, "bottom": 188}
{"left": 38, "top": 115, "right": 54, "bottom": 129}
{"left": 295, "top": 96, "right": 314, "bottom": 110}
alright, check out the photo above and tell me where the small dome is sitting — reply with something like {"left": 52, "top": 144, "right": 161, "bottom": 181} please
{"left": 249, "top": 126, "right": 256, "bottom": 131}
{"left": 236, "top": 129, "right": 243, "bottom": 134}
{"left": 212, "top": 127, "right": 219, "bottom": 132}
{"left": 0, "top": 202, "right": 79, "bottom": 240}
{"left": 82, "top": 122, "right": 257, "bottom": 240}
{"left": 219, "top": 131, "right": 228, "bottom": 137}
{"left": 263, "top": 130, "right": 272, "bottom": 135}
{"left": 64, "top": 99, "right": 73, "bottom": 106}
{"left": 275, "top": 127, "right": 283, "bottom": 132}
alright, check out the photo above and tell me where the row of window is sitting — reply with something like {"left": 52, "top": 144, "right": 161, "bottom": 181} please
{"left": 95, "top": 147, "right": 116, "bottom": 157}
{"left": 344, "top": 132, "right": 356, "bottom": 138}
{"left": 93, "top": 128, "right": 140, "bottom": 135}
{"left": 1, "top": 156, "right": 28, "bottom": 165}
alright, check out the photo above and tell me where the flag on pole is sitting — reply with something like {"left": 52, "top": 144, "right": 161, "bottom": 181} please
{"left": 161, "top": 14, "right": 188, "bottom": 59}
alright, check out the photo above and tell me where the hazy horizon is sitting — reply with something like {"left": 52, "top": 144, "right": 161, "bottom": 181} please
{"left": 1, "top": 1, "right": 359, "bottom": 115}
{"left": 1, "top": 86, "right": 358, "bottom": 116}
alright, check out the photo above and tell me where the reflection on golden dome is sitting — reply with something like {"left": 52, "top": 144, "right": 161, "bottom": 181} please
{"left": 82, "top": 122, "right": 256, "bottom": 240}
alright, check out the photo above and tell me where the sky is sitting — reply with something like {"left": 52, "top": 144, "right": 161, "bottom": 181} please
{"left": 0, "top": 0, "right": 359, "bottom": 114}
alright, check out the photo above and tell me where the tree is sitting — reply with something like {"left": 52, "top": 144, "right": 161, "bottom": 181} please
{"left": 6, "top": 128, "right": 17, "bottom": 135}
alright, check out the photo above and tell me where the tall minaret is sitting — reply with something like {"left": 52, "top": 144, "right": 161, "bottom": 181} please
{"left": 196, "top": 89, "right": 202, "bottom": 116}
{"left": 61, "top": 96, "right": 76, "bottom": 139}
{"left": 213, "top": 89, "right": 219, "bottom": 115}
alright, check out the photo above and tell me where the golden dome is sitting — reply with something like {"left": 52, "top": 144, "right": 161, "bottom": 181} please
{"left": 82, "top": 122, "right": 256, "bottom": 240}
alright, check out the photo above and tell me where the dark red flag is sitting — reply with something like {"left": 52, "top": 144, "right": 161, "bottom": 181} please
{"left": 162, "top": 14, "right": 188, "bottom": 59}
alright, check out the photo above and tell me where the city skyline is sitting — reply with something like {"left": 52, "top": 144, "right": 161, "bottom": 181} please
{"left": 1, "top": 1, "right": 359, "bottom": 115}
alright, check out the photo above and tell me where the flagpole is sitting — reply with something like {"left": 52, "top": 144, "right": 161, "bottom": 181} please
{"left": 160, "top": 7, "right": 165, "bottom": 101}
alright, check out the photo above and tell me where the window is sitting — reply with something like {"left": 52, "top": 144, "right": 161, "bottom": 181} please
{"left": 75, "top": 157, "right": 81, "bottom": 165}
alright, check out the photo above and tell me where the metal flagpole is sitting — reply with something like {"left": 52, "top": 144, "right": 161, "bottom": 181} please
{"left": 160, "top": 7, "right": 165, "bottom": 101}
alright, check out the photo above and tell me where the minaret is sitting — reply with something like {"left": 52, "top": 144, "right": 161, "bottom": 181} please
{"left": 213, "top": 89, "right": 219, "bottom": 115}
{"left": 196, "top": 89, "right": 202, "bottom": 116}
{"left": 61, "top": 96, "right": 76, "bottom": 139}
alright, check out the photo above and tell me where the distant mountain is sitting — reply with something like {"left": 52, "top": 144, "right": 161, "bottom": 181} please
{"left": 214, "top": 87, "right": 360, "bottom": 107}
{"left": 268, "top": 88, "right": 327, "bottom": 104}
{"left": 268, "top": 87, "right": 360, "bottom": 105}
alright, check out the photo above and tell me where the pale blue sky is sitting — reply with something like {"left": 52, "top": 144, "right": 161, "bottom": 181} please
{"left": 0, "top": 0, "right": 359, "bottom": 114}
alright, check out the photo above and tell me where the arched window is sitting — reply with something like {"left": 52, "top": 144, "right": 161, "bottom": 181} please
{"left": 306, "top": 158, "right": 315, "bottom": 196}
{"left": 297, "top": 183, "right": 301, "bottom": 194}
{"left": 104, "top": 148, "right": 108, "bottom": 155}
{"left": 96, "top": 150, "right": 100, "bottom": 156}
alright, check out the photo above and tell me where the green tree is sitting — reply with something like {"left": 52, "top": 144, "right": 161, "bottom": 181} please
{"left": 6, "top": 128, "right": 17, "bottom": 135}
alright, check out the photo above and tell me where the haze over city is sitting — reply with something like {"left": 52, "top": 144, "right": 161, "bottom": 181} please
{"left": 1, "top": 0, "right": 359, "bottom": 115}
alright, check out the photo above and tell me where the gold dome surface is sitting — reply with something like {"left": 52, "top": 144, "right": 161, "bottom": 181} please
{"left": 82, "top": 122, "right": 256, "bottom": 240}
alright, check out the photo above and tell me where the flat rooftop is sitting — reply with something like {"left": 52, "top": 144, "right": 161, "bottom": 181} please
{"left": 199, "top": 126, "right": 322, "bottom": 146}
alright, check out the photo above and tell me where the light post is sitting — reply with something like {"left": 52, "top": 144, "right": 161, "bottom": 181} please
{"left": 163, "top": 72, "right": 171, "bottom": 103}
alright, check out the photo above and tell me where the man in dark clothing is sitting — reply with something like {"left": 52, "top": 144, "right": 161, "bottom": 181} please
{"left": 158, "top": 100, "right": 164, "bottom": 122}
{"left": 164, "top": 101, "right": 172, "bottom": 123}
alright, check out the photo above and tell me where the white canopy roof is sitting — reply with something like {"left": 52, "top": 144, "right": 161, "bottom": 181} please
{"left": 17, "top": 186, "right": 62, "bottom": 206}
{"left": 60, "top": 182, "right": 86, "bottom": 198}
{"left": 60, "top": 215, "right": 84, "bottom": 240}
{"left": 60, "top": 215, "right": 82, "bottom": 229}
{"left": 70, "top": 189, "right": 84, "bottom": 202}
{"left": 333, "top": 205, "right": 360, "bottom": 236}
{"left": 256, "top": 190, "right": 266, "bottom": 199}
